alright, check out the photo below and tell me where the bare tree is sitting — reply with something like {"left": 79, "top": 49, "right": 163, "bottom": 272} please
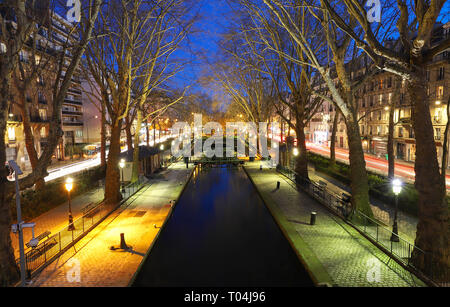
{"left": 235, "top": 1, "right": 324, "bottom": 179}
{"left": 319, "top": 0, "right": 449, "bottom": 280}
{"left": 0, "top": 0, "right": 101, "bottom": 286}
{"left": 258, "top": 0, "right": 378, "bottom": 217}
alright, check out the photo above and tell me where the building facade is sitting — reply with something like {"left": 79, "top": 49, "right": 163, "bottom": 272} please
{"left": 307, "top": 22, "right": 450, "bottom": 167}
{"left": 3, "top": 7, "right": 85, "bottom": 170}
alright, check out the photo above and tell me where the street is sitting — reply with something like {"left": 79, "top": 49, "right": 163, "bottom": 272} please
{"left": 306, "top": 142, "right": 450, "bottom": 190}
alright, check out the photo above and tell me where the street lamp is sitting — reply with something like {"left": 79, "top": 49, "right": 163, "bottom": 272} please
{"left": 390, "top": 178, "right": 402, "bottom": 242}
{"left": 293, "top": 148, "right": 299, "bottom": 156}
{"left": 65, "top": 177, "right": 75, "bottom": 231}
{"left": 119, "top": 159, "right": 125, "bottom": 193}
{"left": 160, "top": 144, "right": 164, "bottom": 150}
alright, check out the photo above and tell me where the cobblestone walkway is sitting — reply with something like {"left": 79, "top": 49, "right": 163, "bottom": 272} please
{"left": 29, "top": 162, "right": 193, "bottom": 287}
{"left": 308, "top": 166, "right": 418, "bottom": 242}
{"left": 245, "top": 162, "right": 425, "bottom": 287}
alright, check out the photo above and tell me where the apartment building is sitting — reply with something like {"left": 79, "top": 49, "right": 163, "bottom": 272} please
{"left": 307, "top": 22, "right": 450, "bottom": 166}
{"left": 2, "top": 3, "right": 85, "bottom": 170}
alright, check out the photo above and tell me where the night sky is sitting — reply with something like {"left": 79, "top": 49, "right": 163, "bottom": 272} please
{"left": 171, "top": 0, "right": 232, "bottom": 96}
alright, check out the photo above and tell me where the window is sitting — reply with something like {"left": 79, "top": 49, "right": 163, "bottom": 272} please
{"left": 438, "top": 67, "right": 445, "bottom": 80}
{"left": 7, "top": 127, "right": 15, "bottom": 141}
{"left": 437, "top": 86, "right": 444, "bottom": 99}
{"left": 435, "top": 128, "right": 441, "bottom": 140}
{"left": 75, "top": 130, "right": 83, "bottom": 138}
{"left": 40, "top": 127, "right": 46, "bottom": 138}
{"left": 39, "top": 109, "right": 47, "bottom": 120}
{"left": 0, "top": 43, "right": 6, "bottom": 53}
{"left": 19, "top": 50, "right": 28, "bottom": 62}
{"left": 398, "top": 127, "right": 403, "bottom": 138}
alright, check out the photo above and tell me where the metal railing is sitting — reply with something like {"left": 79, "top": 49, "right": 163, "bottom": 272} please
{"left": 277, "top": 165, "right": 449, "bottom": 286}
{"left": 17, "top": 176, "right": 146, "bottom": 277}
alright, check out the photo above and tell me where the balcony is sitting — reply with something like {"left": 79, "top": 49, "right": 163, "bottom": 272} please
{"left": 62, "top": 120, "right": 83, "bottom": 126}
{"left": 62, "top": 109, "right": 83, "bottom": 116}
{"left": 64, "top": 98, "right": 82, "bottom": 106}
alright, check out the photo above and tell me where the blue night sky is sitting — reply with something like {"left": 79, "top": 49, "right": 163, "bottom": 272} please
{"left": 170, "top": 0, "right": 232, "bottom": 96}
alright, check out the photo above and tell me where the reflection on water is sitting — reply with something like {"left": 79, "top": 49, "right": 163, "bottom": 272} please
{"left": 132, "top": 166, "right": 313, "bottom": 287}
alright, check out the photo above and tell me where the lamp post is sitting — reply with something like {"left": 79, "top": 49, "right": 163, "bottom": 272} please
{"left": 119, "top": 159, "right": 125, "bottom": 194}
{"left": 390, "top": 178, "right": 402, "bottom": 242}
{"left": 65, "top": 177, "right": 75, "bottom": 231}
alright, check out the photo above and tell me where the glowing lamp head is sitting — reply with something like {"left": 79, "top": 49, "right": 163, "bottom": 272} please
{"left": 160, "top": 144, "right": 164, "bottom": 150}
{"left": 392, "top": 179, "right": 402, "bottom": 195}
{"left": 293, "top": 148, "right": 299, "bottom": 156}
{"left": 65, "top": 177, "right": 74, "bottom": 192}
{"left": 119, "top": 159, "right": 125, "bottom": 169}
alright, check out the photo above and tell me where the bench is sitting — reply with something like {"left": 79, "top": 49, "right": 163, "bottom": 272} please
{"left": 26, "top": 235, "right": 58, "bottom": 262}
{"left": 82, "top": 202, "right": 100, "bottom": 219}
{"left": 25, "top": 230, "right": 51, "bottom": 249}
{"left": 81, "top": 202, "right": 94, "bottom": 215}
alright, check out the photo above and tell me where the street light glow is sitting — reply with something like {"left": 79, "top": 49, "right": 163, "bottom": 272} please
{"left": 65, "top": 177, "right": 74, "bottom": 192}
{"left": 293, "top": 148, "right": 299, "bottom": 156}
{"left": 392, "top": 178, "right": 402, "bottom": 195}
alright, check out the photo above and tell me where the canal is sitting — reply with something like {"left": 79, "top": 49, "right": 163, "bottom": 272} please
{"left": 132, "top": 166, "right": 314, "bottom": 287}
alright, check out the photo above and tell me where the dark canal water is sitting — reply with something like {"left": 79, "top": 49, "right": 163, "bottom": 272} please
{"left": 132, "top": 166, "right": 313, "bottom": 287}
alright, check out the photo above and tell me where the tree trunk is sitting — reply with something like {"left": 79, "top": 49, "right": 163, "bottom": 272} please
{"left": 125, "top": 117, "right": 133, "bottom": 151}
{"left": 346, "top": 118, "right": 373, "bottom": 218}
{"left": 146, "top": 120, "right": 150, "bottom": 146}
{"left": 295, "top": 121, "right": 309, "bottom": 179}
{"left": 387, "top": 102, "right": 395, "bottom": 179}
{"left": 19, "top": 101, "right": 45, "bottom": 190}
{"left": 100, "top": 101, "right": 107, "bottom": 168}
{"left": 409, "top": 75, "right": 449, "bottom": 282}
{"left": 0, "top": 106, "right": 20, "bottom": 286}
{"left": 131, "top": 110, "right": 143, "bottom": 182}
{"left": 104, "top": 121, "right": 123, "bottom": 205}
{"left": 330, "top": 111, "right": 339, "bottom": 168}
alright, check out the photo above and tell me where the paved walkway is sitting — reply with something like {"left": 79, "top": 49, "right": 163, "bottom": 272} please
{"left": 11, "top": 183, "right": 105, "bottom": 258}
{"left": 245, "top": 161, "right": 425, "bottom": 287}
{"left": 29, "top": 162, "right": 193, "bottom": 287}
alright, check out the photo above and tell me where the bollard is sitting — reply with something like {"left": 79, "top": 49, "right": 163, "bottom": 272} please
{"left": 260, "top": 165, "right": 263, "bottom": 171}
{"left": 120, "top": 233, "right": 129, "bottom": 250}
{"left": 310, "top": 212, "right": 317, "bottom": 225}
{"left": 276, "top": 181, "right": 280, "bottom": 189}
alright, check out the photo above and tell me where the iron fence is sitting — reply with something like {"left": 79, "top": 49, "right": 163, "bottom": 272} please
{"left": 16, "top": 176, "right": 146, "bottom": 277}
{"left": 277, "top": 165, "right": 449, "bottom": 286}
